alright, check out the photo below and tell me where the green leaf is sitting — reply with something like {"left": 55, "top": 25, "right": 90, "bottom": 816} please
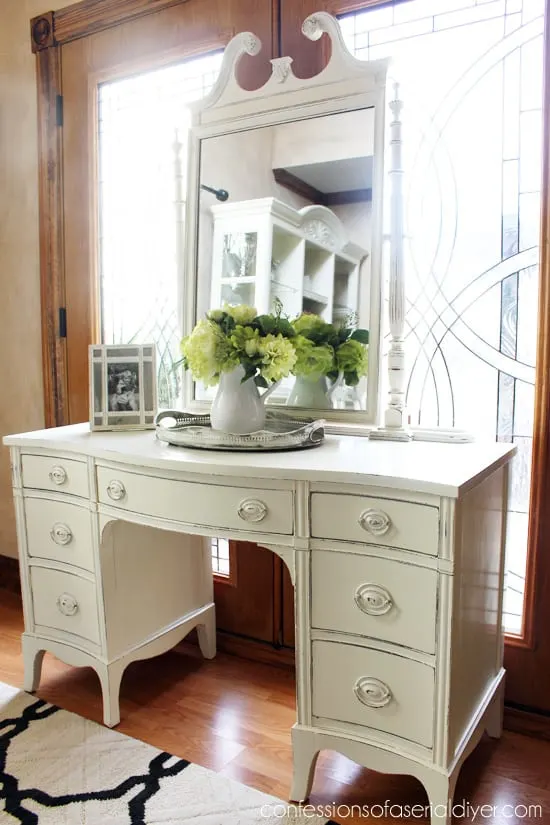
{"left": 351, "top": 328, "right": 369, "bottom": 344}
{"left": 276, "top": 318, "right": 296, "bottom": 338}
{"left": 254, "top": 375, "right": 269, "bottom": 388}
{"left": 337, "top": 327, "right": 352, "bottom": 344}
{"left": 241, "top": 361, "right": 257, "bottom": 383}
{"left": 344, "top": 370, "right": 360, "bottom": 386}
{"left": 256, "top": 315, "right": 276, "bottom": 335}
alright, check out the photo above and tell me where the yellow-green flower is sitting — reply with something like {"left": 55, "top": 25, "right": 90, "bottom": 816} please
{"left": 230, "top": 325, "right": 261, "bottom": 357}
{"left": 223, "top": 303, "right": 258, "bottom": 325}
{"left": 292, "top": 313, "right": 329, "bottom": 336}
{"left": 257, "top": 333, "right": 297, "bottom": 382}
{"left": 336, "top": 339, "right": 368, "bottom": 382}
{"left": 207, "top": 308, "right": 225, "bottom": 322}
{"left": 293, "top": 336, "right": 335, "bottom": 379}
{"left": 181, "top": 319, "right": 238, "bottom": 386}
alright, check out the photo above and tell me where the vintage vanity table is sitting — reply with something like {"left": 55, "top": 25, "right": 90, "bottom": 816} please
{"left": 5, "top": 14, "right": 514, "bottom": 825}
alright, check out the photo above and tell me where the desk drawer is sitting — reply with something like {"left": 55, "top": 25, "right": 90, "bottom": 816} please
{"left": 311, "top": 551, "right": 437, "bottom": 654}
{"left": 312, "top": 640, "right": 434, "bottom": 748}
{"left": 96, "top": 467, "right": 293, "bottom": 535}
{"left": 30, "top": 566, "right": 100, "bottom": 645}
{"left": 25, "top": 498, "right": 94, "bottom": 573}
{"left": 311, "top": 493, "right": 439, "bottom": 555}
{"left": 22, "top": 455, "right": 89, "bottom": 499}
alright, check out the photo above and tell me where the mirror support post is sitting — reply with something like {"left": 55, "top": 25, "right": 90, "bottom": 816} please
{"left": 370, "top": 84, "right": 412, "bottom": 441}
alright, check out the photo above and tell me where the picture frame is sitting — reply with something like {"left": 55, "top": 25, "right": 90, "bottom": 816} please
{"left": 89, "top": 344, "right": 157, "bottom": 431}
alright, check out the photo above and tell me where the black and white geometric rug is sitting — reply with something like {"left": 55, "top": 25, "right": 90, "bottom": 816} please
{"left": 0, "top": 681, "right": 330, "bottom": 824}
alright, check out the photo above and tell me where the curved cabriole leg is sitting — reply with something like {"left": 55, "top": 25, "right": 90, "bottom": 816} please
{"left": 22, "top": 635, "right": 45, "bottom": 692}
{"left": 289, "top": 727, "right": 320, "bottom": 803}
{"left": 197, "top": 606, "right": 216, "bottom": 660}
{"left": 423, "top": 770, "right": 458, "bottom": 825}
{"left": 96, "top": 660, "right": 125, "bottom": 728}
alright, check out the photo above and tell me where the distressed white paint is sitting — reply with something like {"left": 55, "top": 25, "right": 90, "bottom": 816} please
{"left": 4, "top": 422, "right": 514, "bottom": 825}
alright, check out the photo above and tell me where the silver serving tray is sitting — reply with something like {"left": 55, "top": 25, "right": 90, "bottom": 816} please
{"left": 155, "top": 410, "right": 325, "bottom": 451}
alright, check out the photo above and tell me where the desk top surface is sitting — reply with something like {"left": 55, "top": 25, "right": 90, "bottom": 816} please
{"left": 4, "top": 423, "right": 515, "bottom": 498}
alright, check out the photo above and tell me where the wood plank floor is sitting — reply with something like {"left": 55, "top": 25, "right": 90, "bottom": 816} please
{"left": 1, "top": 588, "right": 550, "bottom": 824}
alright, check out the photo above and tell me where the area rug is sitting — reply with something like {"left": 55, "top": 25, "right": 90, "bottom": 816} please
{"left": 0, "top": 681, "right": 330, "bottom": 824}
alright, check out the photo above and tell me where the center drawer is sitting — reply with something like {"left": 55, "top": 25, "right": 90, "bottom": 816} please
{"left": 96, "top": 467, "right": 293, "bottom": 535}
{"left": 311, "top": 550, "right": 437, "bottom": 654}
{"left": 312, "top": 640, "right": 434, "bottom": 748}
{"left": 311, "top": 493, "right": 439, "bottom": 555}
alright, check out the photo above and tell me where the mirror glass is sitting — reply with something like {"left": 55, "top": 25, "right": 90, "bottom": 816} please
{"left": 195, "top": 107, "right": 375, "bottom": 411}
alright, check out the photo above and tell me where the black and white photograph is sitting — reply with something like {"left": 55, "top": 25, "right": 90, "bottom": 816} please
{"left": 89, "top": 344, "right": 157, "bottom": 431}
{"left": 107, "top": 363, "right": 140, "bottom": 411}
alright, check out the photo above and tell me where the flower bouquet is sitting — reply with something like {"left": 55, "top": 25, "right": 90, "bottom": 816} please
{"left": 288, "top": 313, "right": 369, "bottom": 409}
{"left": 181, "top": 302, "right": 297, "bottom": 433}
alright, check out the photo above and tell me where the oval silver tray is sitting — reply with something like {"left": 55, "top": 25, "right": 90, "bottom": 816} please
{"left": 155, "top": 410, "right": 325, "bottom": 452}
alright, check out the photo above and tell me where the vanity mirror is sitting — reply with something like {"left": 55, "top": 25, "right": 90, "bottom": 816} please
{"left": 182, "top": 12, "right": 394, "bottom": 428}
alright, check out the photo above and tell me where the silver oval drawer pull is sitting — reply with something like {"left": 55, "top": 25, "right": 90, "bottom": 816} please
{"left": 56, "top": 592, "right": 79, "bottom": 617}
{"left": 49, "top": 465, "right": 67, "bottom": 486}
{"left": 354, "top": 583, "right": 393, "bottom": 616}
{"left": 354, "top": 676, "right": 393, "bottom": 709}
{"left": 106, "top": 479, "right": 126, "bottom": 501}
{"left": 237, "top": 498, "right": 268, "bottom": 522}
{"left": 358, "top": 508, "right": 392, "bottom": 536}
{"left": 50, "top": 522, "right": 73, "bottom": 546}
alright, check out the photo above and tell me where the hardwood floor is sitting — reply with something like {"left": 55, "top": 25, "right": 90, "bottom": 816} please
{"left": 1, "top": 588, "right": 550, "bottom": 824}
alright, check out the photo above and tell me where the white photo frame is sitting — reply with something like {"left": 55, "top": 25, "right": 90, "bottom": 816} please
{"left": 89, "top": 344, "right": 157, "bottom": 431}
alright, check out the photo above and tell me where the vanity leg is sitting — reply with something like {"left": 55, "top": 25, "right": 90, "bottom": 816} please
{"left": 422, "top": 770, "right": 458, "bottom": 825}
{"left": 485, "top": 681, "right": 504, "bottom": 739}
{"left": 22, "top": 635, "right": 45, "bottom": 693}
{"left": 289, "top": 727, "right": 320, "bottom": 803}
{"left": 96, "top": 660, "right": 125, "bottom": 728}
{"left": 197, "top": 606, "right": 216, "bottom": 660}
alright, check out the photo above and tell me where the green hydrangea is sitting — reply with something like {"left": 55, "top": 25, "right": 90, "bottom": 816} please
{"left": 230, "top": 325, "right": 261, "bottom": 358}
{"left": 257, "top": 334, "right": 297, "bottom": 382}
{"left": 336, "top": 339, "right": 368, "bottom": 385}
{"left": 292, "top": 313, "right": 330, "bottom": 336}
{"left": 293, "top": 336, "right": 335, "bottom": 379}
{"left": 223, "top": 303, "right": 258, "bottom": 325}
{"left": 181, "top": 319, "right": 238, "bottom": 386}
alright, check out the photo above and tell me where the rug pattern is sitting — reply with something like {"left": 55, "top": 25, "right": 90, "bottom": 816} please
{"left": 0, "top": 683, "right": 329, "bottom": 825}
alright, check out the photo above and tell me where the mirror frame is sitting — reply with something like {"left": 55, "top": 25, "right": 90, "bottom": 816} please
{"left": 182, "top": 12, "right": 390, "bottom": 429}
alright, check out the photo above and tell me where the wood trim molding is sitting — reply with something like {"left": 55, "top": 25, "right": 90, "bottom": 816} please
{"left": 0, "top": 556, "right": 21, "bottom": 597}
{"left": 504, "top": 705, "right": 550, "bottom": 741}
{"left": 179, "top": 633, "right": 295, "bottom": 670}
{"left": 31, "top": 0, "right": 191, "bottom": 51}
{"left": 36, "top": 46, "right": 68, "bottom": 427}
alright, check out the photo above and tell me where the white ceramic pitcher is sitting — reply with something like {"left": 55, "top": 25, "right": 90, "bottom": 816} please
{"left": 210, "top": 364, "right": 280, "bottom": 434}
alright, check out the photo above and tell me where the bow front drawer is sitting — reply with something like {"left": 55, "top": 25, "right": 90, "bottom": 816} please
{"left": 29, "top": 566, "right": 100, "bottom": 645}
{"left": 21, "top": 455, "right": 89, "bottom": 499}
{"left": 25, "top": 497, "right": 94, "bottom": 573}
{"left": 312, "top": 640, "right": 434, "bottom": 748}
{"left": 311, "top": 550, "right": 437, "bottom": 654}
{"left": 96, "top": 467, "right": 293, "bottom": 535}
{"left": 310, "top": 493, "right": 439, "bottom": 555}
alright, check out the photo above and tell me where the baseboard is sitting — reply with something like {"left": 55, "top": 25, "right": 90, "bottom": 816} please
{"left": 179, "top": 630, "right": 295, "bottom": 670}
{"left": 504, "top": 705, "right": 550, "bottom": 740}
{"left": 0, "top": 555, "right": 21, "bottom": 596}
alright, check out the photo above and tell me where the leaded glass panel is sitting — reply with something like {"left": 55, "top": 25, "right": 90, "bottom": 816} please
{"left": 341, "top": 0, "right": 543, "bottom": 634}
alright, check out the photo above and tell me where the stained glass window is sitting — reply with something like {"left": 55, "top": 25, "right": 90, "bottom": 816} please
{"left": 341, "top": 0, "right": 544, "bottom": 634}
{"left": 97, "top": 52, "right": 223, "bottom": 409}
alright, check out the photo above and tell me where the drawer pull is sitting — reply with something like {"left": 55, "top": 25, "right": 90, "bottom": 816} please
{"left": 354, "top": 583, "right": 393, "bottom": 616}
{"left": 49, "top": 465, "right": 67, "bottom": 486}
{"left": 354, "top": 676, "right": 393, "bottom": 709}
{"left": 50, "top": 523, "right": 73, "bottom": 546}
{"left": 358, "top": 508, "right": 392, "bottom": 537}
{"left": 56, "top": 592, "right": 79, "bottom": 617}
{"left": 237, "top": 498, "right": 268, "bottom": 523}
{"left": 106, "top": 479, "right": 126, "bottom": 501}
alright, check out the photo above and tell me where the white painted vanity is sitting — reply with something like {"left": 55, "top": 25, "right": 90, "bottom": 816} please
{"left": 4, "top": 424, "right": 513, "bottom": 823}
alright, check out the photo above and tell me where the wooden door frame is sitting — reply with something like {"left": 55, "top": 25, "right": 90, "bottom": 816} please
{"left": 32, "top": 0, "right": 279, "bottom": 427}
